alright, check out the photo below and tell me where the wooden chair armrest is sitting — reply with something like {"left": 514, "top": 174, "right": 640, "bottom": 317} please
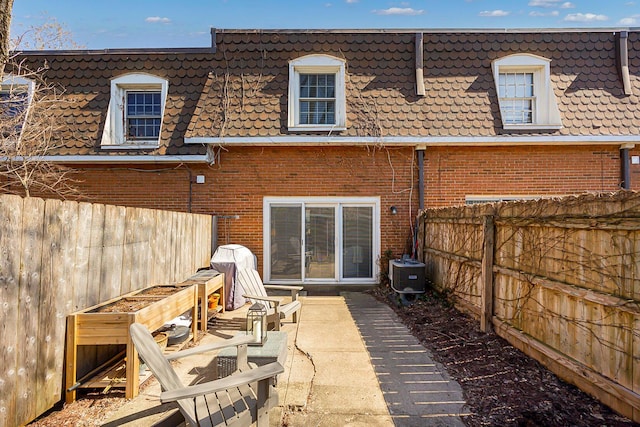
{"left": 263, "top": 285, "right": 304, "bottom": 291}
{"left": 165, "top": 334, "right": 254, "bottom": 361}
{"left": 242, "top": 294, "right": 282, "bottom": 306}
{"left": 264, "top": 284, "right": 303, "bottom": 301}
{"left": 160, "top": 362, "right": 284, "bottom": 402}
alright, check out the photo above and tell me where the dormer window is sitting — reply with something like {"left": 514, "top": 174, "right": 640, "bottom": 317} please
{"left": 125, "top": 91, "right": 162, "bottom": 140}
{"left": 492, "top": 54, "right": 562, "bottom": 130}
{"left": 288, "top": 55, "right": 346, "bottom": 131}
{"left": 498, "top": 72, "right": 534, "bottom": 124}
{"left": 101, "top": 73, "right": 168, "bottom": 149}
{"left": 0, "top": 75, "right": 35, "bottom": 132}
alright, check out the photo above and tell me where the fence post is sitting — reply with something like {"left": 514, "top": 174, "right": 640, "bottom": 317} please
{"left": 480, "top": 215, "right": 495, "bottom": 332}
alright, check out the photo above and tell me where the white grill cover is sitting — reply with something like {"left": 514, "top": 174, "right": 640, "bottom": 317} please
{"left": 210, "top": 244, "right": 257, "bottom": 310}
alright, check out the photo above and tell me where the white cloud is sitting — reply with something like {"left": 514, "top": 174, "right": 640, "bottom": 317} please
{"left": 479, "top": 10, "right": 510, "bottom": 17}
{"left": 345, "top": 0, "right": 358, "bottom": 3}
{"left": 145, "top": 16, "right": 171, "bottom": 24}
{"left": 560, "top": 2, "right": 575, "bottom": 8}
{"left": 529, "top": 0, "right": 562, "bottom": 7}
{"left": 625, "top": 2, "right": 636, "bottom": 5}
{"left": 529, "top": 10, "right": 559, "bottom": 17}
{"left": 619, "top": 14, "right": 640, "bottom": 25}
{"left": 564, "top": 12, "right": 608, "bottom": 22}
{"left": 372, "top": 7, "right": 425, "bottom": 16}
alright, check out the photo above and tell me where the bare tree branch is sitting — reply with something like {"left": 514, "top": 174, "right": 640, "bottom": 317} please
{"left": 1, "top": 60, "right": 79, "bottom": 198}
{"left": 0, "top": 0, "right": 14, "bottom": 78}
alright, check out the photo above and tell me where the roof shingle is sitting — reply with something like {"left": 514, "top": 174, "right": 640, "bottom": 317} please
{"left": 11, "top": 29, "right": 640, "bottom": 157}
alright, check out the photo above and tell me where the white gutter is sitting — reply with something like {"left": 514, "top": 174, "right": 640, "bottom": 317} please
{"left": 4, "top": 155, "right": 210, "bottom": 164}
{"left": 185, "top": 135, "right": 640, "bottom": 147}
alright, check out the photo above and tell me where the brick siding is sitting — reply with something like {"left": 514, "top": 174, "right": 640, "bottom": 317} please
{"left": 425, "top": 145, "right": 629, "bottom": 208}
{"left": 47, "top": 144, "right": 637, "bottom": 272}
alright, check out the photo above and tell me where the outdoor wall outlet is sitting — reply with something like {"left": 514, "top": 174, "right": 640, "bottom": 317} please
{"left": 196, "top": 175, "right": 206, "bottom": 184}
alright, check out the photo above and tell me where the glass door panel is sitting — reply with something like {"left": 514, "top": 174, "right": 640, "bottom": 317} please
{"left": 342, "top": 206, "right": 373, "bottom": 279}
{"left": 270, "top": 205, "right": 302, "bottom": 280}
{"left": 305, "top": 207, "right": 336, "bottom": 279}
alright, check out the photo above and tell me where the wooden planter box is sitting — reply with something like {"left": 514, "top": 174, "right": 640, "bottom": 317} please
{"left": 178, "top": 269, "right": 225, "bottom": 332}
{"left": 65, "top": 284, "right": 198, "bottom": 402}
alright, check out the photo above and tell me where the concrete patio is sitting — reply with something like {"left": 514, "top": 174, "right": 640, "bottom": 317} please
{"left": 102, "top": 292, "right": 469, "bottom": 426}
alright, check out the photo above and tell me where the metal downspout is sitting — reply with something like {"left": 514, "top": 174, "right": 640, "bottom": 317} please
{"left": 617, "top": 31, "right": 633, "bottom": 96}
{"left": 418, "top": 149, "right": 425, "bottom": 210}
{"left": 621, "top": 147, "right": 631, "bottom": 190}
{"left": 415, "top": 32, "right": 425, "bottom": 97}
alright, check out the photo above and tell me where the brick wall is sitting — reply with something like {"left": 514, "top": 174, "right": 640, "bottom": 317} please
{"left": 54, "top": 144, "right": 636, "bottom": 272}
{"left": 424, "top": 145, "right": 628, "bottom": 208}
{"left": 69, "top": 146, "right": 420, "bottom": 269}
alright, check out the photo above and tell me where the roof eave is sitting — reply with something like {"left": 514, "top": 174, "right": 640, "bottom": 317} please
{"left": 185, "top": 135, "right": 639, "bottom": 148}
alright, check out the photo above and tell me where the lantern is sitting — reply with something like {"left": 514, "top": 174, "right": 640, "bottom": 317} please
{"left": 246, "top": 303, "right": 267, "bottom": 346}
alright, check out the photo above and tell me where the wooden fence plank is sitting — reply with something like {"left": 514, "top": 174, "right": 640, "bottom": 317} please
{"left": 169, "top": 211, "right": 179, "bottom": 282}
{"left": 138, "top": 207, "right": 154, "bottom": 289}
{"left": 480, "top": 215, "right": 494, "bottom": 332}
{"left": 72, "top": 202, "right": 93, "bottom": 311}
{"left": 633, "top": 315, "right": 640, "bottom": 397}
{"left": 121, "top": 207, "right": 138, "bottom": 294}
{"left": 37, "top": 199, "right": 76, "bottom": 417}
{"left": 101, "top": 205, "right": 126, "bottom": 300}
{"left": 78, "top": 203, "right": 105, "bottom": 378}
{"left": 0, "top": 195, "right": 23, "bottom": 427}
{"left": 15, "top": 197, "right": 45, "bottom": 424}
{"left": 151, "top": 209, "right": 169, "bottom": 284}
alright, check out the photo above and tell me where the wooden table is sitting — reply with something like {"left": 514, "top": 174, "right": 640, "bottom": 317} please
{"left": 179, "top": 269, "right": 225, "bottom": 333}
{"left": 215, "top": 331, "right": 288, "bottom": 379}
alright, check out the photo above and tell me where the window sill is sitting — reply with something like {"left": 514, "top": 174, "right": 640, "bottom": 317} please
{"left": 101, "top": 142, "right": 160, "bottom": 150}
{"left": 288, "top": 125, "right": 346, "bottom": 132}
{"left": 502, "top": 123, "right": 562, "bottom": 131}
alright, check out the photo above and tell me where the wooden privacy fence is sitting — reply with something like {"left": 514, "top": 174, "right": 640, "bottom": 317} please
{"left": 0, "top": 194, "right": 212, "bottom": 427}
{"left": 417, "top": 191, "right": 640, "bottom": 423}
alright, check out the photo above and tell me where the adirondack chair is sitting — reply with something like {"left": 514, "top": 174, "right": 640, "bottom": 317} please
{"left": 129, "top": 323, "right": 283, "bottom": 427}
{"left": 238, "top": 268, "right": 303, "bottom": 331}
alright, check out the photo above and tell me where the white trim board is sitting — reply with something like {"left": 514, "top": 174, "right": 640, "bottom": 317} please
{"left": 186, "top": 135, "right": 639, "bottom": 147}
{"left": 4, "top": 155, "right": 210, "bottom": 164}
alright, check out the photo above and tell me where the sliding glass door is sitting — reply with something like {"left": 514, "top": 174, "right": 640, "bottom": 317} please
{"left": 269, "top": 205, "right": 302, "bottom": 280}
{"left": 265, "top": 198, "right": 378, "bottom": 284}
{"left": 342, "top": 206, "right": 373, "bottom": 279}
{"left": 305, "top": 206, "right": 336, "bottom": 280}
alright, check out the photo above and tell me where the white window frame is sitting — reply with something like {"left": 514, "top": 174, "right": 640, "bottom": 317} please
{"left": 101, "top": 73, "right": 168, "bottom": 149}
{"left": 288, "top": 54, "right": 346, "bottom": 132}
{"left": 492, "top": 54, "right": 562, "bottom": 130}
{"left": 263, "top": 197, "right": 380, "bottom": 285}
{"left": 0, "top": 74, "right": 35, "bottom": 129}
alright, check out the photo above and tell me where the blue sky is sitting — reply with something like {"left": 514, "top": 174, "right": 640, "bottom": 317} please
{"left": 10, "top": 0, "right": 640, "bottom": 49}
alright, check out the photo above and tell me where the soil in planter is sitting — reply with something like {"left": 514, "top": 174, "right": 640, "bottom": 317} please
{"left": 91, "top": 297, "right": 164, "bottom": 313}
{"left": 136, "top": 285, "right": 184, "bottom": 296}
{"left": 89, "top": 286, "right": 186, "bottom": 313}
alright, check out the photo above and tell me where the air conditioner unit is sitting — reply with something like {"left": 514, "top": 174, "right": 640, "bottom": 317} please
{"left": 389, "top": 259, "right": 426, "bottom": 294}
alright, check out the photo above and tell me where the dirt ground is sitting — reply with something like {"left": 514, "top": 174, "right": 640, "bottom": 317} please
{"left": 372, "top": 286, "right": 639, "bottom": 427}
{"left": 30, "top": 288, "right": 639, "bottom": 426}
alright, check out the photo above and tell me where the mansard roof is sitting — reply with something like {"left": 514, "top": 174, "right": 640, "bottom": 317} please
{"left": 12, "top": 28, "right": 640, "bottom": 157}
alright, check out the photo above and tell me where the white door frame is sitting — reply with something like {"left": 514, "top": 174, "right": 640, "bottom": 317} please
{"left": 263, "top": 196, "right": 380, "bottom": 284}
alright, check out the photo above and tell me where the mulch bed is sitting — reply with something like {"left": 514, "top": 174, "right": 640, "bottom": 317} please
{"left": 371, "top": 286, "right": 638, "bottom": 427}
